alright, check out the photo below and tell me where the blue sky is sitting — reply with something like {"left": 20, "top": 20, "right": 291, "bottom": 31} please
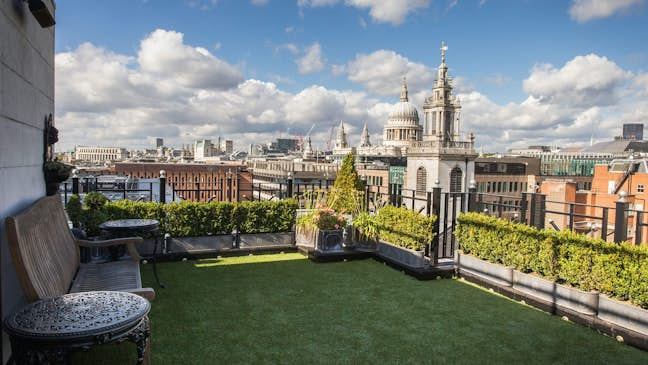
{"left": 54, "top": 0, "right": 648, "bottom": 152}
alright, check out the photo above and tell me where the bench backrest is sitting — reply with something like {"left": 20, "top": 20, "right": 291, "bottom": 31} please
{"left": 5, "top": 195, "right": 80, "bottom": 302}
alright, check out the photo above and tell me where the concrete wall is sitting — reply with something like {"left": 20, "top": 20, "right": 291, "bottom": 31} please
{"left": 0, "top": 0, "right": 55, "bottom": 362}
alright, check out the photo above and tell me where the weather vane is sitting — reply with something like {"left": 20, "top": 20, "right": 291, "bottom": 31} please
{"left": 440, "top": 41, "right": 448, "bottom": 64}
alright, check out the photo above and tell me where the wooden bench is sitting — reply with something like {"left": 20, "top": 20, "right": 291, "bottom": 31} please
{"left": 5, "top": 195, "right": 155, "bottom": 302}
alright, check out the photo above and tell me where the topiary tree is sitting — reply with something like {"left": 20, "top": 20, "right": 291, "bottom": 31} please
{"left": 327, "top": 153, "right": 365, "bottom": 215}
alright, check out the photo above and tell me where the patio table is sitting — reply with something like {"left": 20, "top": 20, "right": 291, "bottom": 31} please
{"left": 4, "top": 291, "right": 150, "bottom": 364}
{"left": 99, "top": 219, "right": 165, "bottom": 288}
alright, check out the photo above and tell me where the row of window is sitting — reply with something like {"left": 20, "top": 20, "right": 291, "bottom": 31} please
{"left": 478, "top": 181, "right": 527, "bottom": 194}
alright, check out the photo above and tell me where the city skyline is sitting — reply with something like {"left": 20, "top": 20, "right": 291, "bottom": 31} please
{"left": 55, "top": 0, "right": 648, "bottom": 152}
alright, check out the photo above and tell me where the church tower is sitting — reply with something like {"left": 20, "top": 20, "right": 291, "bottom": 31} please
{"left": 405, "top": 42, "right": 477, "bottom": 205}
{"left": 422, "top": 42, "right": 462, "bottom": 142}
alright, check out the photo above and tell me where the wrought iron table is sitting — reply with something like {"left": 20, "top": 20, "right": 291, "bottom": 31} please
{"left": 99, "top": 219, "right": 165, "bottom": 288}
{"left": 4, "top": 291, "right": 150, "bottom": 364}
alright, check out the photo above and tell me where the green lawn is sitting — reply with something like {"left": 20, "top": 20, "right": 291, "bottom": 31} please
{"left": 74, "top": 253, "right": 647, "bottom": 364}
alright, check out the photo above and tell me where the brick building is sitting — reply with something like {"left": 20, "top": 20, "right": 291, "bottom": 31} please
{"left": 114, "top": 162, "right": 252, "bottom": 202}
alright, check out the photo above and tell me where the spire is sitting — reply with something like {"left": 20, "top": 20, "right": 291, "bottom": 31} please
{"left": 360, "top": 122, "right": 371, "bottom": 147}
{"left": 440, "top": 41, "right": 448, "bottom": 65}
{"left": 335, "top": 120, "right": 348, "bottom": 149}
{"left": 400, "top": 76, "right": 409, "bottom": 102}
{"left": 303, "top": 135, "right": 314, "bottom": 159}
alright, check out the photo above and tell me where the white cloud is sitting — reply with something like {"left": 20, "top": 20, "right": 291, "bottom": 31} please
{"left": 296, "top": 42, "right": 326, "bottom": 74}
{"left": 55, "top": 32, "right": 388, "bottom": 151}
{"left": 346, "top": 49, "right": 434, "bottom": 96}
{"left": 251, "top": 0, "right": 269, "bottom": 5}
{"left": 298, "top": 0, "right": 430, "bottom": 25}
{"left": 274, "top": 43, "right": 300, "bottom": 54}
{"left": 459, "top": 54, "right": 645, "bottom": 151}
{"left": 138, "top": 29, "right": 243, "bottom": 89}
{"left": 569, "top": 0, "right": 643, "bottom": 22}
{"left": 522, "top": 54, "right": 630, "bottom": 108}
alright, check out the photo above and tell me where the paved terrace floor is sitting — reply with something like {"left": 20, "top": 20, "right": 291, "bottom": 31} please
{"left": 74, "top": 253, "right": 647, "bottom": 364}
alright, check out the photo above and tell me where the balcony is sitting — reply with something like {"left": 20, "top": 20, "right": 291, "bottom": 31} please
{"left": 72, "top": 253, "right": 647, "bottom": 364}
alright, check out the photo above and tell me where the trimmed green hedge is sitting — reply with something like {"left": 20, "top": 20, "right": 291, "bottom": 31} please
{"left": 74, "top": 198, "right": 297, "bottom": 237}
{"left": 375, "top": 205, "right": 436, "bottom": 251}
{"left": 456, "top": 212, "right": 648, "bottom": 308}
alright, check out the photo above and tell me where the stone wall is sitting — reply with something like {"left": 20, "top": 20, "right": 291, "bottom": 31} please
{"left": 0, "top": 0, "right": 55, "bottom": 362}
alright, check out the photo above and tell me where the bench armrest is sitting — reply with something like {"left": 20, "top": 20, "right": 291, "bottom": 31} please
{"left": 75, "top": 237, "right": 143, "bottom": 261}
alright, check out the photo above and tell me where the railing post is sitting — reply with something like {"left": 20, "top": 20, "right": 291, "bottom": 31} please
{"left": 411, "top": 189, "right": 415, "bottom": 210}
{"left": 520, "top": 192, "right": 528, "bottom": 224}
{"left": 431, "top": 186, "right": 442, "bottom": 266}
{"left": 196, "top": 182, "right": 201, "bottom": 202}
{"left": 601, "top": 207, "right": 608, "bottom": 241}
{"left": 468, "top": 184, "right": 477, "bottom": 212}
{"left": 72, "top": 175, "right": 79, "bottom": 195}
{"left": 159, "top": 170, "right": 166, "bottom": 204}
{"left": 122, "top": 180, "right": 127, "bottom": 200}
{"left": 426, "top": 191, "right": 432, "bottom": 217}
{"left": 236, "top": 176, "right": 241, "bottom": 202}
{"left": 635, "top": 211, "right": 642, "bottom": 245}
{"left": 498, "top": 195, "right": 504, "bottom": 218}
{"left": 568, "top": 203, "right": 575, "bottom": 231}
{"left": 614, "top": 191, "right": 630, "bottom": 244}
{"left": 536, "top": 194, "right": 546, "bottom": 230}
{"left": 287, "top": 176, "right": 293, "bottom": 199}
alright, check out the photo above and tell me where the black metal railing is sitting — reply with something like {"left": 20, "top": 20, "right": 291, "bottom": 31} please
{"left": 57, "top": 174, "right": 645, "bottom": 257}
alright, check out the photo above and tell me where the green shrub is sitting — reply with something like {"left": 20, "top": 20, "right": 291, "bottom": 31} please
{"left": 374, "top": 205, "right": 436, "bottom": 251}
{"left": 456, "top": 212, "right": 648, "bottom": 308}
{"left": 73, "top": 198, "right": 297, "bottom": 238}
{"left": 84, "top": 191, "right": 108, "bottom": 210}
{"left": 353, "top": 212, "right": 379, "bottom": 241}
{"left": 65, "top": 194, "right": 83, "bottom": 228}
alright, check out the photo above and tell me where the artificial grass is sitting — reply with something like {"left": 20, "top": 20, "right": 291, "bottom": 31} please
{"left": 73, "top": 253, "right": 647, "bottom": 364}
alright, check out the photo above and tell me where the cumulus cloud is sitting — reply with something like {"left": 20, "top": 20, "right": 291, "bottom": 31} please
{"left": 345, "top": 50, "right": 434, "bottom": 96}
{"left": 460, "top": 54, "right": 645, "bottom": 151}
{"left": 55, "top": 30, "right": 387, "bottom": 151}
{"left": 138, "top": 29, "right": 243, "bottom": 89}
{"left": 298, "top": 0, "right": 430, "bottom": 25}
{"left": 569, "top": 0, "right": 643, "bottom": 23}
{"left": 522, "top": 54, "right": 630, "bottom": 108}
{"left": 56, "top": 30, "right": 648, "bottom": 153}
{"left": 296, "top": 42, "right": 326, "bottom": 74}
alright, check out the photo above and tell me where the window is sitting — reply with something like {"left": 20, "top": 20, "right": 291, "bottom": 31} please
{"left": 638, "top": 184, "right": 645, "bottom": 193}
{"left": 450, "top": 167, "right": 462, "bottom": 192}
{"left": 416, "top": 167, "right": 427, "bottom": 193}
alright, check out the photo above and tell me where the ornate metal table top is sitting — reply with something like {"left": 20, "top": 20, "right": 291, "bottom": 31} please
{"left": 99, "top": 219, "right": 159, "bottom": 233}
{"left": 4, "top": 291, "right": 150, "bottom": 340}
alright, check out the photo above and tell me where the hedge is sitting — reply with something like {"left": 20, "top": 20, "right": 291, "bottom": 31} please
{"left": 74, "top": 198, "right": 297, "bottom": 238}
{"left": 375, "top": 205, "right": 436, "bottom": 251}
{"left": 456, "top": 212, "right": 648, "bottom": 309}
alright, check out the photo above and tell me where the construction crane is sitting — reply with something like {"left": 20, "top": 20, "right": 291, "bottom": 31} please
{"left": 325, "top": 124, "right": 335, "bottom": 151}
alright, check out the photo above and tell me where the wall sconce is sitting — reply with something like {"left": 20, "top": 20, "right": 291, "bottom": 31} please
{"left": 27, "top": 0, "right": 56, "bottom": 28}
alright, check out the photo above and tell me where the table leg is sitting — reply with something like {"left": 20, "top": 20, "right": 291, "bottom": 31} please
{"left": 129, "top": 316, "right": 150, "bottom": 365}
{"left": 151, "top": 235, "right": 165, "bottom": 288}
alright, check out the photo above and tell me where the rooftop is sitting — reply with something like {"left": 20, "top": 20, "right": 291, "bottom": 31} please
{"left": 73, "top": 254, "right": 646, "bottom": 364}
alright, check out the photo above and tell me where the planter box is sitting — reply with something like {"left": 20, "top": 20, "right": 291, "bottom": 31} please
{"left": 457, "top": 253, "right": 513, "bottom": 287}
{"left": 554, "top": 282, "right": 598, "bottom": 316}
{"left": 513, "top": 271, "right": 598, "bottom": 315}
{"left": 377, "top": 241, "right": 425, "bottom": 269}
{"left": 353, "top": 239, "right": 377, "bottom": 252}
{"left": 598, "top": 295, "right": 648, "bottom": 335}
{"left": 296, "top": 227, "right": 344, "bottom": 253}
{"left": 513, "top": 271, "right": 555, "bottom": 304}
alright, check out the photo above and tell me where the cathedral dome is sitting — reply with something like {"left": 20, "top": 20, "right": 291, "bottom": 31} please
{"left": 388, "top": 101, "right": 419, "bottom": 123}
